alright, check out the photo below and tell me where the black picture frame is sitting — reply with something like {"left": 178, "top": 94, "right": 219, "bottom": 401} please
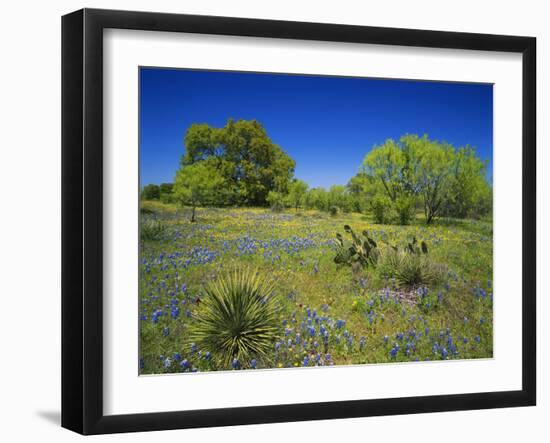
{"left": 62, "top": 8, "right": 536, "bottom": 435}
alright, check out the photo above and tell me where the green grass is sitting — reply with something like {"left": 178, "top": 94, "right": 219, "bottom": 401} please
{"left": 139, "top": 201, "right": 493, "bottom": 373}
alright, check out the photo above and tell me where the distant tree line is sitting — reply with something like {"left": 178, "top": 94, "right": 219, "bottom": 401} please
{"left": 141, "top": 119, "right": 491, "bottom": 224}
{"left": 141, "top": 183, "right": 175, "bottom": 203}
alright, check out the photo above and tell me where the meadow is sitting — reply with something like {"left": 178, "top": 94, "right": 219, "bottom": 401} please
{"left": 138, "top": 201, "right": 493, "bottom": 374}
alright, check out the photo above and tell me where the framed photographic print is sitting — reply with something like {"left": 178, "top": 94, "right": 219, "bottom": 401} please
{"left": 61, "top": 8, "right": 536, "bottom": 435}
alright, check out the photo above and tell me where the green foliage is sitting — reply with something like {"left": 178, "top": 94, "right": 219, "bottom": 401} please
{"left": 334, "top": 225, "right": 380, "bottom": 276}
{"left": 369, "top": 194, "right": 392, "bottom": 224}
{"left": 188, "top": 268, "right": 280, "bottom": 368}
{"left": 285, "top": 179, "right": 309, "bottom": 211}
{"left": 305, "top": 188, "right": 329, "bottom": 211}
{"left": 361, "top": 134, "right": 490, "bottom": 224}
{"left": 381, "top": 252, "right": 444, "bottom": 289}
{"left": 266, "top": 191, "right": 286, "bottom": 212}
{"left": 141, "top": 184, "right": 160, "bottom": 200}
{"left": 140, "top": 207, "right": 155, "bottom": 215}
{"left": 446, "top": 147, "right": 492, "bottom": 219}
{"left": 380, "top": 238, "right": 444, "bottom": 289}
{"left": 182, "top": 119, "right": 296, "bottom": 206}
{"left": 394, "top": 196, "right": 416, "bottom": 225}
{"left": 140, "top": 220, "right": 166, "bottom": 241}
{"left": 329, "top": 205, "right": 340, "bottom": 216}
{"left": 364, "top": 139, "right": 407, "bottom": 202}
{"left": 159, "top": 182, "right": 173, "bottom": 195}
{"left": 174, "top": 160, "right": 227, "bottom": 222}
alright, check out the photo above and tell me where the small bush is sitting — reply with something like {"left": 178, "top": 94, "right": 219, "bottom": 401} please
{"left": 188, "top": 268, "right": 279, "bottom": 368}
{"left": 266, "top": 191, "right": 286, "bottom": 213}
{"left": 329, "top": 206, "right": 340, "bottom": 216}
{"left": 369, "top": 195, "right": 392, "bottom": 224}
{"left": 140, "top": 207, "right": 155, "bottom": 215}
{"left": 140, "top": 220, "right": 166, "bottom": 241}
{"left": 379, "top": 251, "right": 445, "bottom": 289}
{"left": 394, "top": 196, "right": 415, "bottom": 225}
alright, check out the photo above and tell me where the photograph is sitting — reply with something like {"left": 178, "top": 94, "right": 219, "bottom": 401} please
{"left": 138, "top": 67, "right": 494, "bottom": 374}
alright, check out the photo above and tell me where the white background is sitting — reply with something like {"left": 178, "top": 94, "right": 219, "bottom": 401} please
{"left": 0, "top": 0, "right": 546, "bottom": 442}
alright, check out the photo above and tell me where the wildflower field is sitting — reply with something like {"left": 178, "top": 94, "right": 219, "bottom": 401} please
{"left": 139, "top": 201, "right": 493, "bottom": 374}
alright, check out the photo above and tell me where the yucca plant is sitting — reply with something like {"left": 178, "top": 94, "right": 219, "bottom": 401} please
{"left": 188, "top": 268, "right": 279, "bottom": 369}
{"left": 381, "top": 247, "right": 444, "bottom": 289}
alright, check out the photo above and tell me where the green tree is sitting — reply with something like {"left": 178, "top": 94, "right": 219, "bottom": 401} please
{"left": 400, "top": 135, "right": 455, "bottom": 224}
{"left": 159, "top": 182, "right": 173, "bottom": 195}
{"left": 286, "top": 179, "right": 308, "bottom": 211}
{"left": 159, "top": 182, "right": 175, "bottom": 203}
{"left": 447, "top": 146, "right": 490, "bottom": 218}
{"left": 306, "top": 188, "right": 329, "bottom": 211}
{"left": 182, "top": 119, "right": 295, "bottom": 206}
{"left": 362, "top": 134, "right": 487, "bottom": 224}
{"left": 174, "top": 160, "right": 227, "bottom": 222}
{"left": 328, "top": 185, "right": 353, "bottom": 213}
{"left": 363, "top": 139, "right": 407, "bottom": 202}
{"left": 141, "top": 184, "right": 160, "bottom": 200}
{"left": 266, "top": 191, "right": 286, "bottom": 212}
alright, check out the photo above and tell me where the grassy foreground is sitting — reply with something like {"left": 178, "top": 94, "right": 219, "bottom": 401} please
{"left": 139, "top": 201, "right": 493, "bottom": 374}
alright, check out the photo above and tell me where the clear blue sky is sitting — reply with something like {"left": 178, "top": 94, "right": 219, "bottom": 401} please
{"left": 140, "top": 68, "right": 493, "bottom": 188}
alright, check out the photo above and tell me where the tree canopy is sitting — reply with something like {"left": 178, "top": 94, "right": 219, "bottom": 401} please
{"left": 182, "top": 119, "right": 295, "bottom": 206}
{"left": 174, "top": 160, "right": 227, "bottom": 222}
{"left": 361, "top": 134, "right": 491, "bottom": 223}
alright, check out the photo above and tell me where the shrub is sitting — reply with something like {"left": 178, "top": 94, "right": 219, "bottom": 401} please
{"left": 394, "top": 196, "right": 415, "bottom": 225}
{"left": 159, "top": 192, "right": 176, "bottom": 204}
{"left": 266, "top": 191, "right": 286, "bottom": 213}
{"left": 188, "top": 268, "right": 279, "bottom": 368}
{"left": 140, "top": 207, "right": 155, "bottom": 215}
{"left": 369, "top": 195, "right": 392, "bottom": 224}
{"left": 141, "top": 184, "right": 160, "bottom": 200}
{"left": 140, "top": 220, "right": 166, "bottom": 241}
{"left": 329, "top": 206, "right": 340, "bottom": 216}
{"left": 379, "top": 239, "right": 445, "bottom": 288}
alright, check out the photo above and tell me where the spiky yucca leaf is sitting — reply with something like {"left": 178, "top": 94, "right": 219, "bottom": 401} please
{"left": 189, "top": 268, "right": 279, "bottom": 369}
{"left": 381, "top": 251, "right": 445, "bottom": 289}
